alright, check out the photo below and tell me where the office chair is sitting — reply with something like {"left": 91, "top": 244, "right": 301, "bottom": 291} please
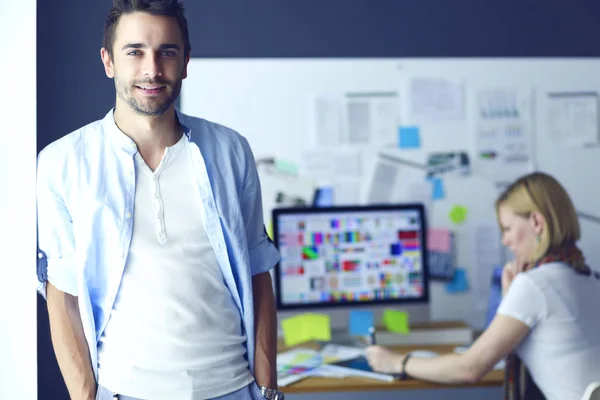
{"left": 582, "top": 381, "right": 600, "bottom": 400}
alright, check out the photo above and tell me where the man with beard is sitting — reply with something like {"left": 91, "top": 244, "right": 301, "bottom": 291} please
{"left": 36, "top": 1, "right": 283, "bottom": 399}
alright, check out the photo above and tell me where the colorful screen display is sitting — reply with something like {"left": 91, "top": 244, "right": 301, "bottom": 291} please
{"left": 273, "top": 205, "right": 428, "bottom": 309}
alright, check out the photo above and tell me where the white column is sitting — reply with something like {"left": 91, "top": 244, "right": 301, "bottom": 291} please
{"left": 0, "top": 1, "right": 38, "bottom": 399}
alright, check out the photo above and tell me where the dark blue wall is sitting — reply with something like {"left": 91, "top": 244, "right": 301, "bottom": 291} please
{"left": 36, "top": 0, "right": 600, "bottom": 398}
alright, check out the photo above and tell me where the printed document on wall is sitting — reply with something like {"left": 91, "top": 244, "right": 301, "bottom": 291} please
{"left": 473, "top": 88, "right": 534, "bottom": 184}
{"left": 408, "top": 78, "right": 465, "bottom": 122}
{"left": 345, "top": 92, "right": 400, "bottom": 145}
{"left": 471, "top": 224, "right": 503, "bottom": 327}
{"left": 547, "top": 92, "right": 600, "bottom": 147}
{"left": 313, "top": 96, "right": 343, "bottom": 147}
{"left": 301, "top": 148, "right": 363, "bottom": 205}
{"left": 366, "top": 159, "right": 400, "bottom": 204}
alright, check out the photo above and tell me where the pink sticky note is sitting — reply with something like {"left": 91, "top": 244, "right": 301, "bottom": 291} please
{"left": 428, "top": 228, "right": 451, "bottom": 253}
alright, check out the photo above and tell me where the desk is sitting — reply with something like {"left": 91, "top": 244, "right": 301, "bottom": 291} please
{"left": 278, "top": 343, "right": 503, "bottom": 398}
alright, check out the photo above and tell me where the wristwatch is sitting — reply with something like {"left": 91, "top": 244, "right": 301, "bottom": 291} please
{"left": 259, "top": 385, "right": 285, "bottom": 400}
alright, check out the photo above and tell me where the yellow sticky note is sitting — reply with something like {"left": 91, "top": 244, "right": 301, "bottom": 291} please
{"left": 383, "top": 309, "right": 410, "bottom": 334}
{"left": 307, "top": 313, "right": 332, "bottom": 342}
{"left": 281, "top": 315, "right": 312, "bottom": 346}
{"left": 449, "top": 205, "right": 468, "bottom": 225}
{"left": 281, "top": 313, "right": 331, "bottom": 346}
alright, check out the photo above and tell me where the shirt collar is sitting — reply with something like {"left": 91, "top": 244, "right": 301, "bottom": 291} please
{"left": 102, "top": 108, "right": 192, "bottom": 155}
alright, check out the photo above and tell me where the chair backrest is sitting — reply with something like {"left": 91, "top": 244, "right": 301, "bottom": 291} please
{"left": 582, "top": 382, "right": 600, "bottom": 400}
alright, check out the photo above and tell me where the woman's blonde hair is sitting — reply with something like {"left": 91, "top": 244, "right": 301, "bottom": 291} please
{"left": 495, "top": 172, "right": 580, "bottom": 264}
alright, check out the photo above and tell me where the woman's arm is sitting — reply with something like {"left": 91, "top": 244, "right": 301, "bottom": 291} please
{"left": 366, "top": 314, "right": 530, "bottom": 384}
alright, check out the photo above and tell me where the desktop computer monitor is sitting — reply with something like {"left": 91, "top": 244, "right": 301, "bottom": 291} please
{"left": 272, "top": 204, "right": 429, "bottom": 313}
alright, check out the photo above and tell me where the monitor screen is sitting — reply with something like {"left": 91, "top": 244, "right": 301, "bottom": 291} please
{"left": 272, "top": 204, "right": 429, "bottom": 310}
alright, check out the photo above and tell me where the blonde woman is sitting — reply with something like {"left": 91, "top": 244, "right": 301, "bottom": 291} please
{"left": 366, "top": 172, "right": 600, "bottom": 400}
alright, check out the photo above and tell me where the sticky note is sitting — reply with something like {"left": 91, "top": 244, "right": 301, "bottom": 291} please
{"left": 275, "top": 159, "right": 299, "bottom": 175}
{"left": 431, "top": 177, "right": 445, "bottom": 200}
{"left": 449, "top": 205, "right": 468, "bottom": 224}
{"left": 398, "top": 126, "right": 421, "bottom": 149}
{"left": 308, "top": 314, "right": 332, "bottom": 342}
{"left": 281, "top": 313, "right": 331, "bottom": 346}
{"left": 445, "top": 268, "right": 469, "bottom": 293}
{"left": 382, "top": 309, "right": 410, "bottom": 334}
{"left": 348, "top": 310, "right": 375, "bottom": 336}
{"left": 428, "top": 228, "right": 451, "bottom": 252}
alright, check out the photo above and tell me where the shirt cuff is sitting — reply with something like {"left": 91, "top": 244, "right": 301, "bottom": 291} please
{"left": 248, "top": 237, "right": 280, "bottom": 276}
{"left": 46, "top": 256, "right": 78, "bottom": 297}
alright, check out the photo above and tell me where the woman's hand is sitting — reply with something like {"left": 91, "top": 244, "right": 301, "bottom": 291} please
{"left": 365, "top": 345, "right": 404, "bottom": 374}
{"left": 501, "top": 259, "right": 528, "bottom": 295}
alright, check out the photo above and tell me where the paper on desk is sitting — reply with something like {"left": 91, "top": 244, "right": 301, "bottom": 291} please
{"left": 277, "top": 348, "right": 323, "bottom": 387}
{"left": 320, "top": 344, "right": 366, "bottom": 363}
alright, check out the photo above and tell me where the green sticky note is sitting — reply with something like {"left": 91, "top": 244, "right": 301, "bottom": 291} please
{"left": 275, "top": 159, "right": 299, "bottom": 175}
{"left": 382, "top": 309, "right": 410, "bottom": 334}
{"left": 449, "top": 204, "right": 468, "bottom": 225}
{"left": 281, "top": 313, "right": 331, "bottom": 346}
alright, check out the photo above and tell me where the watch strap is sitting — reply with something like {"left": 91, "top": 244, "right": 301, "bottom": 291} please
{"left": 399, "top": 353, "right": 413, "bottom": 380}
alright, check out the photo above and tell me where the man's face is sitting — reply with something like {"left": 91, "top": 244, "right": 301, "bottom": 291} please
{"left": 101, "top": 12, "right": 189, "bottom": 116}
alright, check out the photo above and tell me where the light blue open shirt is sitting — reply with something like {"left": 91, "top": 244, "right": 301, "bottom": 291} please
{"left": 36, "top": 109, "right": 280, "bottom": 380}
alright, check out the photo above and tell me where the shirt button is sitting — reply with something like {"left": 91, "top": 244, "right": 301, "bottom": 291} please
{"left": 208, "top": 200, "right": 214, "bottom": 209}
{"left": 126, "top": 212, "right": 132, "bottom": 219}
{"left": 38, "top": 253, "right": 43, "bottom": 259}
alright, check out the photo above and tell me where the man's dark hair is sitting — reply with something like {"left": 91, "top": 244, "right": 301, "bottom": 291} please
{"left": 103, "top": 0, "right": 191, "bottom": 59}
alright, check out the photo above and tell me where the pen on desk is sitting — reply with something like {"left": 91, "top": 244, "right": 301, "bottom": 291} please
{"left": 369, "top": 326, "right": 376, "bottom": 345}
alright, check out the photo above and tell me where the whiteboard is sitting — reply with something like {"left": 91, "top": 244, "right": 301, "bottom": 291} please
{"left": 181, "top": 58, "right": 600, "bottom": 328}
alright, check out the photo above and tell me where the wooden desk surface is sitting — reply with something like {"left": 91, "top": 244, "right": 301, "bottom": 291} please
{"left": 278, "top": 343, "right": 504, "bottom": 394}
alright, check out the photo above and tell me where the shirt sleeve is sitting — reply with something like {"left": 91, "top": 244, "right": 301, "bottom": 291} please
{"left": 238, "top": 136, "right": 280, "bottom": 276}
{"left": 497, "top": 272, "right": 547, "bottom": 328}
{"left": 36, "top": 148, "right": 78, "bottom": 299}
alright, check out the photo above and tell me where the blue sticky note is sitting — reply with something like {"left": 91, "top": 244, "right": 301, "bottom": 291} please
{"left": 349, "top": 310, "right": 375, "bottom": 336}
{"left": 431, "top": 177, "right": 445, "bottom": 200}
{"left": 398, "top": 126, "right": 421, "bottom": 149}
{"left": 445, "top": 268, "right": 469, "bottom": 294}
